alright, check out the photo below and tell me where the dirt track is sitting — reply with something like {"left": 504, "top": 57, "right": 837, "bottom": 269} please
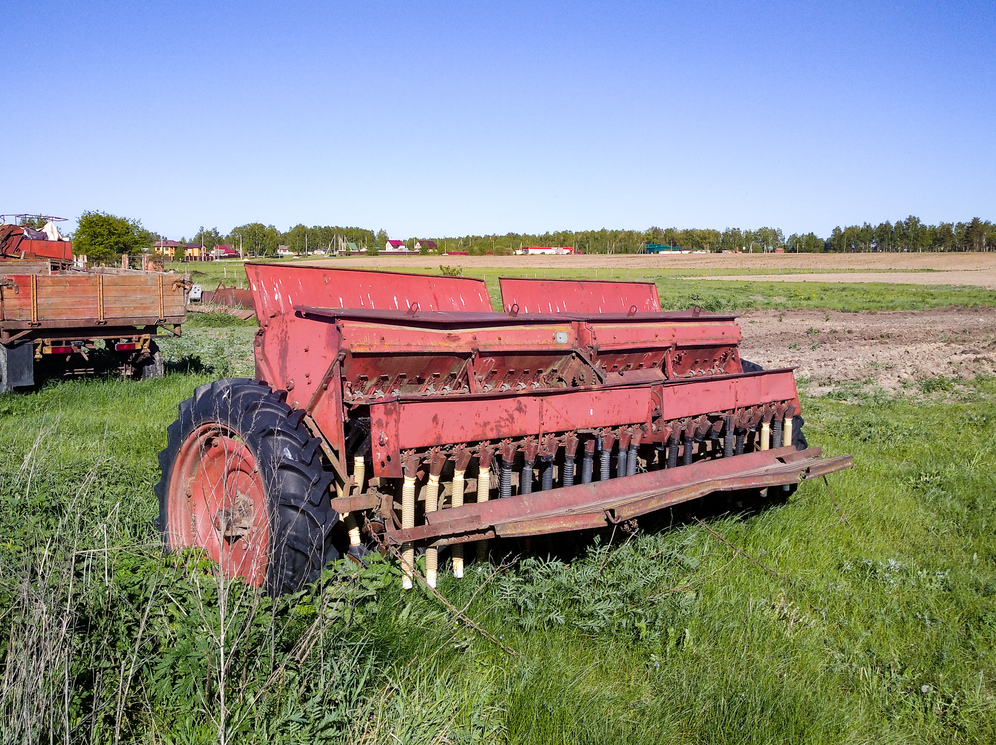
{"left": 325, "top": 251, "right": 996, "bottom": 287}
{"left": 737, "top": 307, "right": 996, "bottom": 396}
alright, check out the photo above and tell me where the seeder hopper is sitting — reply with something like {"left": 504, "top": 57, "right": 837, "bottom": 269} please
{"left": 156, "top": 264, "right": 851, "bottom": 594}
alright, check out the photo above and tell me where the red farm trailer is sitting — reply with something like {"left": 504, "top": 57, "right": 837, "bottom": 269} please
{"left": 0, "top": 219, "right": 188, "bottom": 391}
{"left": 156, "top": 264, "right": 851, "bottom": 594}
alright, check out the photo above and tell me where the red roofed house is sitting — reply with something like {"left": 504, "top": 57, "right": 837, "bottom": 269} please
{"left": 383, "top": 240, "right": 419, "bottom": 255}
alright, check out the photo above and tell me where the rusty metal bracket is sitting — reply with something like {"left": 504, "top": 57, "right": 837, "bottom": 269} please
{"left": 29, "top": 274, "right": 40, "bottom": 326}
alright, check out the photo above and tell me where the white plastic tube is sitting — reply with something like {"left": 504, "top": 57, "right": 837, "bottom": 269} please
{"left": 451, "top": 467, "right": 466, "bottom": 578}
{"left": 476, "top": 459, "right": 491, "bottom": 562}
{"left": 424, "top": 471, "right": 440, "bottom": 588}
{"left": 401, "top": 473, "right": 417, "bottom": 590}
{"left": 346, "top": 455, "right": 365, "bottom": 549}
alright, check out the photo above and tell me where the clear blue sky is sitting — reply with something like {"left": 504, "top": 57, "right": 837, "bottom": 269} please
{"left": 3, "top": 0, "right": 993, "bottom": 240}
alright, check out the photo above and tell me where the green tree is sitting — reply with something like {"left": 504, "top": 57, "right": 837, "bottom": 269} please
{"left": 17, "top": 216, "right": 48, "bottom": 229}
{"left": 228, "top": 223, "right": 280, "bottom": 257}
{"left": 375, "top": 229, "right": 388, "bottom": 250}
{"left": 193, "top": 226, "right": 223, "bottom": 249}
{"left": 73, "top": 211, "right": 155, "bottom": 261}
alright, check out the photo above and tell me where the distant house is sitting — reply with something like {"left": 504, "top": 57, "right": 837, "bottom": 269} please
{"left": 152, "top": 239, "right": 208, "bottom": 260}
{"left": 645, "top": 243, "right": 686, "bottom": 254}
{"left": 211, "top": 244, "right": 241, "bottom": 260}
{"left": 277, "top": 245, "right": 296, "bottom": 257}
{"left": 184, "top": 243, "right": 207, "bottom": 261}
{"left": 415, "top": 239, "right": 438, "bottom": 253}
{"left": 522, "top": 246, "right": 575, "bottom": 255}
{"left": 383, "top": 240, "right": 418, "bottom": 255}
{"left": 153, "top": 239, "right": 182, "bottom": 255}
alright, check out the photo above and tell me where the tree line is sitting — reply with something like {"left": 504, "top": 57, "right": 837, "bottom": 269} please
{"left": 66, "top": 211, "right": 996, "bottom": 261}
{"left": 190, "top": 224, "right": 377, "bottom": 258}
{"left": 442, "top": 217, "right": 995, "bottom": 255}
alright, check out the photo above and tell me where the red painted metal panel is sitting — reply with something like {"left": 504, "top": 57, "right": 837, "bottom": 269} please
{"left": 335, "top": 318, "right": 578, "bottom": 355}
{"left": 245, "top": 264, "right": 493, "bottom": 322}
{"left": 368, "top": 385, "right": 656, "bottom": 474}
{"left": 20, "top": 239, "right": 74, "bottom": 262}
{"left": 365, "top": 369, "right": 800, "bottom": 476}
{"left": 499, "top": 277, "right": 660, "bottom": 314}
{"left": 585, "top": 319, "right": 741, "bottom": 350}
{"left": 656, "top": 370, "right": 799, "bottom": 418}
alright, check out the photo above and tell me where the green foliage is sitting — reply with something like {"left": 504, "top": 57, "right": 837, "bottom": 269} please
{"left": 194, "top": 226, "right": 224, "bottom": 249}
{"left": 228, "top": 222, "right": 281, "bottom": 257}
{"left": 3, "top": 308, "right": 996, "bottom": 743}
{"left": 439, "top": 264, "right": 464, "bottom": 277}
{"left": 826, "top": 215, "right": 996, "bottom": 252}
{"left": 72, "top": 210, "right": 156, "bottom": 261}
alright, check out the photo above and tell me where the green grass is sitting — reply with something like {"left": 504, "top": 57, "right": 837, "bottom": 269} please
{"left": 2, "top": 309, "right": 996, "bottom": 743}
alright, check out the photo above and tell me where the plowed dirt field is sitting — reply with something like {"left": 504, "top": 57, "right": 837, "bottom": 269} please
{"left": 312, "top": 252, "right": 996, "bottom": 394}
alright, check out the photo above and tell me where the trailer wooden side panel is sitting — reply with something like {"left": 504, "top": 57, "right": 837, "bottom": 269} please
{"left": 0, "top": 271, "right": 187, "bottom": 329}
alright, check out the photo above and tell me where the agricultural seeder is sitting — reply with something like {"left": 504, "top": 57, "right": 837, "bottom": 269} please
{"left": 156, "top": 264, "right": 851, "bottom": 594}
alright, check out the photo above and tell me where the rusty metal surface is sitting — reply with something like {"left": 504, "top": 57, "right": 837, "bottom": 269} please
{"left": 366, "top": 370, "right": 800, "bottom": 475}
{"left": 238, "top": 264, "right": 850, "bottom": 557}
{"left": 499, "top": 277, "right": 661, "bottom": 313}
{"left": 245, "top": 263, "right": 493, "bottom": 322}
{"left": 388, "top": 447, "right": 852, "bottom": 544}
{"left": 0, "top": 224, "right": 74, "bottom": 263}
{"left": 203, "top": 285, "right": 255, "bottom": 308}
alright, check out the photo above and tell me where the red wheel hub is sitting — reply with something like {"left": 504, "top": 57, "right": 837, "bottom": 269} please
{"left": 166, "top": 424, "right": 270, "bottom": 587}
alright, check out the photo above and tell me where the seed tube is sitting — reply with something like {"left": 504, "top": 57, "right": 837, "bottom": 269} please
{"left": 345, "top": 455, "right": 365, "bottom": 553}
{"left": 500, "top": 459, "right": 513, "bottom": 499}
{"left": 562, "top": 436, "right": 578, "bottom": 487}
{"left": 451, "top": 465, "right": 466, "bottom": 578}
{"left": 424, "top": 459, "right": 442, "bottom": 588}
{"left": 540, "top": 455, "right": 554, "bottom": 491}
{"left": 581, "top": 439, "right": 595, "bottom": 484}
{"left": 476, "top": 449, "right": 493, "bottom": 562}
{"left": 599, "top": 434, "right": 615, "bottom": 481}
{"left": 401, "top": 470, "right": 417, "bottom": 590}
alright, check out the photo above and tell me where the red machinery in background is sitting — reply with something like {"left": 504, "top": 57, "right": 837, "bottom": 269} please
{"left": 156, "top": 264, "right": 851, "bottom": 594}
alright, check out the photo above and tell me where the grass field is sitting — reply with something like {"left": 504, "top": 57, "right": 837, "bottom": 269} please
{"left": 2, "top": 277, "right": 995, "bottom": 744}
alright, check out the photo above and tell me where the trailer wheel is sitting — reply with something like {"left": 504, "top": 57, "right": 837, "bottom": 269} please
{"left": 155, "top": 378, "right": 339, "bottom": 595}
{"left": 0, "top": 341, "right": 35, "bottom": 393}
{"left": 140, "top": 341, "right": 164, "bottom": 379}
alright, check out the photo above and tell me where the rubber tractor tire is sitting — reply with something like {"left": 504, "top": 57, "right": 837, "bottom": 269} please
{"left": 140, "top": 340, "right": 165, "bottom": 380}
{"left": 155, "top": 378, "right": 339, "bottom": 595}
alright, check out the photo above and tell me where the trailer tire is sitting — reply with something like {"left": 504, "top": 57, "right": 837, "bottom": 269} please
{"left": 155, "top": 378, "right": 339, "bottom": 595}
{"left": 0, "top": 341, "right": 35, "bottom": 393}
{"left": 140, "top": 341, "right": 164, "bottom": 380}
